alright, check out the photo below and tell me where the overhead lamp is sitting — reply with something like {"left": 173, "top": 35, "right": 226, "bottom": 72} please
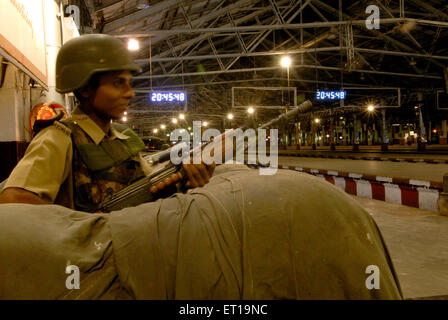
{"left": 367, "top": 105, "right": 375, "bottom": 112}
{"left": 160, "top": 124, "right": 166, "bottom": 129}
{"left": 227, "top": 113, "right": 233, "bottom": 120}
{"left": 153, "top": 129, "right": 158, "bottom": 134}
{"left": 172, "top": 118, "right": 178, "bottom": 124}
{"left": 247, "top": 107, "right": 254, "bottom": 114}
{"left": 127, "top": 39, "right": 139, "bottom": 51}
{"left": 123, "top": 111, "right": 128, "bottom": 115}
{"left": 280, "top": 56, "right": 292, "bottom": 68}
{"left": 179, "top": 113, "right": 185, "bottom": 120}
{"left": 314, "top": 118, "right": 320, "bottom": 124}
{"left": 203, "top": 121, "right": 208, "bottom": 127}
{"left": 122, "top": 116, "right": 127, "bottom": 122}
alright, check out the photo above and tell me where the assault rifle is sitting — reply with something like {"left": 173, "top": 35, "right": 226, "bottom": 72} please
{"left": 98, "top": 100, "right": 312, "bottom": 212}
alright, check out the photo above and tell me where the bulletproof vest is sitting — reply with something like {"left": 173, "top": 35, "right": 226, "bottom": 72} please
{"left": 60, "top": 120, "right": 145, "bottom": 212}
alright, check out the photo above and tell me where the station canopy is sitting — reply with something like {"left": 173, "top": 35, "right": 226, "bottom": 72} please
{"left": 76, "top": 0, "right": 448, "bottom": 130}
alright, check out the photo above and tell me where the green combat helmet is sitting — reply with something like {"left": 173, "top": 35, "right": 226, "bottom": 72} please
{"left": 56, "top": 34, "right": 141, "bottom": 93}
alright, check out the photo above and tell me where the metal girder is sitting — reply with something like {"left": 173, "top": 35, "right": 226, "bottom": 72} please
{"left": 424, "top": 27, "right": 442, "bottom": 73}
{"left": 377, "top": 1, "right": 424, "bottom": 51}
{"left": 207, "top": 37, "right": 225, "bottom": 70}
{"left": 178, "top": 2, "right": 224, "bottom": 74}
{"left": 132, "top": 77, "right": 381, "bottom": 90}
{"left": 311, "top": 0, "right": 447, "bottom": 73}
{"left": 113, "top": 18, "right": 415, "bottom": 36}
{"left": 140, "top": 4, "right": 286, "bottom": 80}
{"left": 131, "top": 0, "right": 255, "bottom": 45}
{"left": 408, "top": 0, "right": 448, "bottom": 20}
{"left": 93, "top": 0, "right": 123, "bottom": 11}
{"left": 180, "top": 4, "right": 193, "bottom": 29}
{"left": 102, "top": 0, "right": 180, "bottom": 33}
{"left": 213, "top": 0, "right": 309, "bottom": 79}
{"left": 354, "top": 48, "right": 448, "bottom": 61}
{"left": 375, "top": 0, "right": 426, "bottom": 74}
{"left": 133, "top": 64, "right": 442, "bottom": 80}
{"left": 135, "top": 47, "right": 448, "bottom": 63}
{"left": 226, "top": 11, "right": 248, "bottom": 53}
{"left": 308, "top": 2, "right": 328, "bottom": 22}
{"left": 145, "top": 6, "right": 271, "bottom": 64}
{"left": 116, "top": 16, "right": 448, "bottom": 39}
{"left": 268, "top": 0, "right": 285, "bottom": 24}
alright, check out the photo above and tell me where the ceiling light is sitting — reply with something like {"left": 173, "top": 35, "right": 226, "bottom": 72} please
{"left": 227, "top": 113, "right": 233, "bottom": 120}
{"left": 127, "top": 39, "right": 139, "bottom": 51}
{"left": 203, "top": 121, "right": 208, "bottom": 127}
{"left": 160, "top": 124, "right": 166, "bottom": 129}
{"left": 179, "top": 113, "right": 185, "bottom": 120}
{"left": 367, "top": 105, "right": 375, "bottom": 112}
{"left": 153, "top": 129, "right": 158, "bottom": 134}
{"left": 280, "top": 56, "right": 291, "bottom": 68}
{"left": 247, "top": 107, "right": 254, "bottom": 114}
{"left": 172, "top": 118, "right": 178, "bottom": 124}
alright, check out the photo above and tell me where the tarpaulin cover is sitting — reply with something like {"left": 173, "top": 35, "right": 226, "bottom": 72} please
{"left": 0, "top": 165, "right": 402, "bottom": 299}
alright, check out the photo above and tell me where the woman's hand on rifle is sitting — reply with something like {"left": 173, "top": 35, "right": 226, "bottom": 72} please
{"left": 149, "top": 161, "right": 215, "bottom": 194}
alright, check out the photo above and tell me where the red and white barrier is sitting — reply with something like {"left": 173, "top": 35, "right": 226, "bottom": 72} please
{"left": 253, "top": 164, "right": 442, "bottom": 212}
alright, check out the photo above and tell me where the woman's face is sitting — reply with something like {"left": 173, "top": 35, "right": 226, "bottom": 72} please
{"left": 89, "top": 70, "right": 135, "bottom": 120}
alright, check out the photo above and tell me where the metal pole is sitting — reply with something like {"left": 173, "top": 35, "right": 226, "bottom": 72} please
{"left": 439, "top": 173, "right": 448, "bottom": 216}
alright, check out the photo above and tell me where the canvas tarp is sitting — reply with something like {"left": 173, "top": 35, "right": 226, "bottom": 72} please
{"left": 0, "top": 165, "right": 402, "bottom": 299}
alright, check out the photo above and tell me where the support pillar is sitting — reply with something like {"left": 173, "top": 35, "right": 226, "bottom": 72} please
{"left": 353, "top": 115, "right": 360, "bottom": 151}
{"left": 381, "top": 109, "right": 388, "bottom": 152}
{"left": 399, "top": 125, "right": 405, "bottom": 145}
{"left": 330, "top": 118, "right": 335, "bottom": 151}
{"left": 440, "top": 120, "right": 447, "bottom": 145}
{"left": 417, "top": 100, "right": 427, "bottom": 151}
{"left": 438, "top": 173, "right": 448, "bottom": 216}
{"left": 311, "top": 117, "right": 316, "bottom": 150}
{"left": 295, "top": 122, "right": 300, "bottom": 150}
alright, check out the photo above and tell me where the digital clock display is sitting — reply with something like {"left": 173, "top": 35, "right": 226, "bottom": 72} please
{"left": 151, "top": 91, "right": 185, "bottom": 102}
{"left": 315, "top": 90, "right": 347, "bottom": 100}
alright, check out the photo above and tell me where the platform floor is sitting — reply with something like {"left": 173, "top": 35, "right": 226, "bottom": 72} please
{"left": 277, "top": 156, "right": 448, "bottom": 183}
{"left": 353, "top": 196, "right": 448, "bottom": 299}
